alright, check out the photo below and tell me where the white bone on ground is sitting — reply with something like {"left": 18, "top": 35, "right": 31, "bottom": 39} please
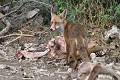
{"left": 90, "top": 53, "right": 96, "bottom": 60}
{"left": 104, "top": 25, "right": 120, "bottom": 40}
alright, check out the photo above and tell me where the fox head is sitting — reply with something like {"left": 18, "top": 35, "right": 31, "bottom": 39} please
{"left": 50, "top": 7, "right": 67, "bottom": 31}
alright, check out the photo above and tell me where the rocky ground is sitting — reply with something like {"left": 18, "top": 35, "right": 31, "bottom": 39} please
{"left": 0, "top": 45, "right": 77, "bottom": 80}
{"left": 0, "top": 25, "right": 120, "bottom": 80}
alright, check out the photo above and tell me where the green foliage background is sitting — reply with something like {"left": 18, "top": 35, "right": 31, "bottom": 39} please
{"left": 0, "top": 0, "right": 120, "bottom": 29}
{"left": 51, "top": 0, "right": 120, "bottom": 28}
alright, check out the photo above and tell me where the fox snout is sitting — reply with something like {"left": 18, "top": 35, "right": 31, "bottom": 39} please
{"left": 50, "top": 23, "right": 56, "bottom": 31}
{"left": 50, "top": 26, "right": 60, "bottom": 31}
{"left": 50, "top": 28, "right": 53, "bottom": 31}
{"left": 50, "top": 25, "right": 60, "bottom": 31}
{"left": 50, "top": 28, "right": 55, "bottom": 31}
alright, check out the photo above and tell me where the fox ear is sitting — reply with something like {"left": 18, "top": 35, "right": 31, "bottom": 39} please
{"left": 51, "top": 6, "right": 54, "bottom": 15}
{"left": 60, "top": 9, "right": 67, "bottom": 18}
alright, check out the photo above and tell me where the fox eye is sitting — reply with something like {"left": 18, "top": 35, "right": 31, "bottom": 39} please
{"left": 55, "top": 22, "right": 60, "bottom": 24}
{"left": 50, "top": 22, "right": 59, "bottom": 25}
{"left": 51, "top": 45, "right": 54, "bottom": 48}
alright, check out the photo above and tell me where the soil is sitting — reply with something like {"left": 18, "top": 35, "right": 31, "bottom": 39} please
{"left": 0, "top": 25, "right": 120, "bottom": 80}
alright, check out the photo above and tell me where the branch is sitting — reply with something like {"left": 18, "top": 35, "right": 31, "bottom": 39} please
{"left": 0, "top": 12, "right": 11, "bottom": 36}
{"left": 0, "top": 19, "right": 11, "bottom": 36}
{"left": 0, "top": 33, "right": 33, "bottom": 39}
{"left": 5, "top": 30, "right": 23, "bottom": 46}
{"left": 4, "top": 30, "right": 34, "bottom": 46}
{"left": 0, "top": 2, "right": 26, "bottom": 19}
{"left": 0, "top": 0, "right": 52, "bottom": 19}
{"left": 29, "top": 0, "right": 52, "bottom": 7}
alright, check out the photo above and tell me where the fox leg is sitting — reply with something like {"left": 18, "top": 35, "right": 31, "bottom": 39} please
{"left": 79, "top": 48, "right": 90, "bottom": 61}
{"left": 77, "top": 38, "right": 90, "bottom": 62}
{"left": 65, "top": 39, "right": 70, "bottom": 65}
{"left": 71, "top": 40, "right": 77, "bottom": 69}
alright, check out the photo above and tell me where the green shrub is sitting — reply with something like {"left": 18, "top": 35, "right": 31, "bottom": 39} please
{"left": 51, "top": 0, "right": 120, "bottom": 27}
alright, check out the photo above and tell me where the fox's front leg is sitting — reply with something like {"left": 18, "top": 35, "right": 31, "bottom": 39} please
{"left": 65, "top": 39, "right": 70, "bottom": 65}
{"left": 71, "top": 40, "right": 77, "bottom": 69}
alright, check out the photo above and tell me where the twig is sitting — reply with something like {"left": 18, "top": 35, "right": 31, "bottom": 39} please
{"left": 55, "top": 71, "right": 71, "bottom": 74}
{"left": 0, "top": 33, "right": 33, "bottom": 39}
{"left": 4, "top": 30, "right": 34, "bottom": 46}
{"left": 22, "top": 78, "right": 33, "bottom": 80}
{"left": 0, "top": 0, "right": 52, "bottom": 19}
{"left": 5, "top": 30, "right": 23, "bottom": 46}
{"left": 2, "top": 3, "right": 11, "bottom": 7}
{"left": 0, "top": 2, "right": 25, "bottom": 19}
{"left": 0, "top": 12, "right": 11, "bottom": 36}
{"left": 29, "top": 0, "right": 52, "bottom": 7}
{"left": 0, "top": 19, "right": 11, "bottom": 36}
{"left": 100, "top": 32, "right": 107, "bottom": 45}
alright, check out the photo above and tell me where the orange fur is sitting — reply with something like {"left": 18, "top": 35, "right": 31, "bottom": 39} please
{"left": 50, "top": 7, "right": 90, "bottom": 68}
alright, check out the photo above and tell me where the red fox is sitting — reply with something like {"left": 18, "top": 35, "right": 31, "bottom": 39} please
{"left": 50, "top": 7, "right": 90, "bottom": 68}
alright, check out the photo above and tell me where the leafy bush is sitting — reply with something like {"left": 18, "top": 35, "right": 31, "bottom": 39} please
{"left": 51, "top": 0, "right": 120, "bottom": 27}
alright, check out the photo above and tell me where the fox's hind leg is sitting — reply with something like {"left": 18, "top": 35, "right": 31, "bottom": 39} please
{"left": 77, "top": 37, "right": 90, "bottom": 62}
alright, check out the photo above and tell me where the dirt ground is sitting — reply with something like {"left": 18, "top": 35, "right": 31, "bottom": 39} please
{"left": 0, "top": 26, "right": 76, "bottom": 80}
{"left": 0, "top": 45, "right": 78, "bottom": 80}
{"left": 0, "top": 25, "right": 120, "bottom": 80}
